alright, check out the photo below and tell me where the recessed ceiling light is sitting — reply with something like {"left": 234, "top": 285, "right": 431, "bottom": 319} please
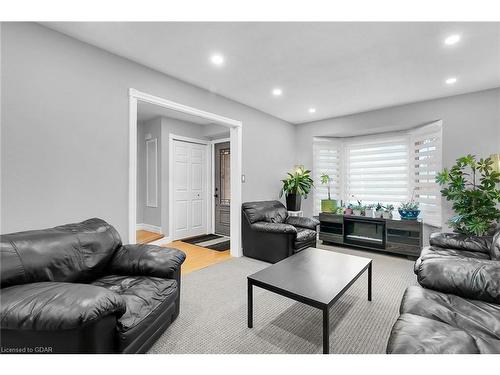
{"left": 272, "top": 88, "right": 283, "bottom": 96}
{"left": 210, "top": 54, "right": 225, "bottom": 66}
{"left": 445, "top": 77, "right": 458, "bottom": 85}
{"left": 444, "top": 34, "right": 461, "bottom": 45}
{"left": 308, "top": 108, "right": 316, "bottom": 113}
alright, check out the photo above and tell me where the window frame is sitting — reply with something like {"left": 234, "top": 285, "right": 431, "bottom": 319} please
{"left": 312, "top": 121, "right": 443, "bottom": 227}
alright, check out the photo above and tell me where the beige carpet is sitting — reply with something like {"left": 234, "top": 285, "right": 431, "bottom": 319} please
{"left": 148, "top": 244, "right": 417, "bottom": 354}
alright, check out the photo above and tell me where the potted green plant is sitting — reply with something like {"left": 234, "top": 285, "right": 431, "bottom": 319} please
{"left": 279, "top": 166, "right": 314, "bottom": 211}
{"left": 399, "top": 188, "right": 420, "bottom": 220}
{"left": 383, "top": 204, "right": 394, "bottom": 219}
{"left": 399, "top": 201, "right": 420, "bottom": 220}
{"left": 352, "top": 200, "right": 364, "bottom": 216}
{"left": 436, "top": 154, "right": 500, "bottom": 235}
{"left": 320, "top": 173, "right": 337, "bottom": 212}
{"left": 344, "top": 203, "right": 353, "bottom": 215}
{"left": 365, "top": 204, "right": 375, "bottom": 218}
{"left": 375, "top": 203, "right": 384, "bottom": 218}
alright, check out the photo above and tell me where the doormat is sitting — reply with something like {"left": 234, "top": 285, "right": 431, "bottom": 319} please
{"left": 181, "top": 234, "right": 230, "bottom": 251}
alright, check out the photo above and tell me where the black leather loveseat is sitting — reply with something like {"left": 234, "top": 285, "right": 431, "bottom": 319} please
{"left": 242, "top": 201, "right": 319, "bottom": 263}
{"left": 387, "top": 230, "right": 500, "bottom": 354}
{"left": 0, "top": 218, "right": 186, "bottom": 354}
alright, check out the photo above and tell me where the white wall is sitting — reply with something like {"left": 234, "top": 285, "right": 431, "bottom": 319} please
{"left": 2, "top": 22, "right": 497, "bottom": 240}
{"left": 1, "top": 22, "right": 296, "bottom": 240}
{"left": 295, "top": 88, "right": 500, "bottom": 228}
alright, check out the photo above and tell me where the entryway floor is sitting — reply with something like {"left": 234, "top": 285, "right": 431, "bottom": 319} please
{"left": 136, "top": 230, "right": 164, "bottom": 244}
{"left": 162, "top": 241, "right": 231, "bottom": 275}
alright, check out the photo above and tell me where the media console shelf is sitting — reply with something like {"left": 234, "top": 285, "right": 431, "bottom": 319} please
{"left": 319, "top": 213, "right": 423, "bottom": 257}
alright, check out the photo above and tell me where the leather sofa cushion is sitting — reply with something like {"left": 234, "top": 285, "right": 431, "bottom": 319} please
{"left": 251, "top": 222, "right": 297, "bottom": 234}
{"left": 416, "top": 252, "right": 500, "bottom": 304}
{"left": 387, "top": 313, "right": 484, "bottom": 354}
{"left": 429, "top": 232, "right": 492, "bottom": 254}
{"left": 0, "top": 282, "right": 126, "bottom": 330}
{"left": 401, "top": 286, "right": 500, "bottom": 341}
{"left": 414, "top": 246, "right": 490, "bottom": 273}
{"left": 92, "top": 275, "right": 178, "bottom": 332}
{"left": 0, "top": 218, "right": 122, "bottom": 287}
{"left": 92, "top": 275, "right": 178, "bottom": 353}
{"left": 294, "top": 227, "right": 316, "bottom": 249}
{"left": 286, "top": 216, "right": 320, "bottom": 230}
{"left": 242, "top": 201, "right": 288, "bottom": 224}
{"left": 107, "top": 244, "right": 186, "bottom": 280}
{"left": 491, "top": 230, "right": 500, "bottom": 260}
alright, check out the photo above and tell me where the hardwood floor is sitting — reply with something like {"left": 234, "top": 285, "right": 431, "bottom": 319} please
{"left": 161, "top": 241, "right": 231, "bottom": 275}
{"left": 136, "top": 230, "right": 164, "bottom": 244}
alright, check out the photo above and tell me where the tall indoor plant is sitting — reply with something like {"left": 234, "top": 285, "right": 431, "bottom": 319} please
{"left": 279, "top": 167, "right": 314, "bottom": 211}
{"left": 436, "top": 154, "right": 500, "bottom": 236}
{"left": 320, "top": 173, "right": 337, "bottom": 212}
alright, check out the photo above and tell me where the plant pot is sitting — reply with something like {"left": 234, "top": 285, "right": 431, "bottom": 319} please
{"left": 286, "top": 194, "right": 302, "bottom": 211}
{"left": 398, "top": 209, "right": 420, "bottom": 220}
{"left": 321, "top": 199, "right": 337, "bottom": 213}
{"left": 353, "top": 209, "right": 362, "bottom": 216}
{"left": 382, "top": 211, "right": 393, "bottom": 219}
{"left": 365, "top": 209, "right": 374, "bottom": 218}
{"left": 344, "top": 208, "right": 353, "bottom": 215}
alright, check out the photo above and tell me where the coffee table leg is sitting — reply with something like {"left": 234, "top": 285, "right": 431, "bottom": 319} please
{"left": 323, "top": 306, "right": 330, "bottom": 354}
{"left": 248, "top": 280, "right": 253, "bottom": 328}
{"left": 368, "top": 262, "right": 372, "bottom": 301}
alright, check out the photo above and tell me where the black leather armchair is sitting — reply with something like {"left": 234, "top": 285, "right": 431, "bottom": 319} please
{"left": 387, "top": 230, "right": 500, "bottom": 354}
{"left": 242, "top": 201, "right": 319, "bottom": 263}
{"left": 0, "top": 218, "right": 186, "bottom": 354}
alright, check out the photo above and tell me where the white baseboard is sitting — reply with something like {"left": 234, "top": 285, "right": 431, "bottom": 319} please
{"left": 149, "top": 236, "right": 172, "bottom": 246}
{"left": 136, "top": 223, "right": 162, "bottom": 234}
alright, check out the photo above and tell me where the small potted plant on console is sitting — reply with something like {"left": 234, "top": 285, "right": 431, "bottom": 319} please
{"left": 399, "top": 201, "right": 420, "bottom": 220}
{"left": 344, "top": 203, "right": 353, "bottom": 215}
{"left": 382, "top": 204, "right": 394, "bottom": 219}
{"left": 352, "top": 200, "right": 364, "bottom": 216}
{"left": 320, "top": 173, "right": 337, "bottom": 212}
{"left": 375, "top": 203, "right": 384, "bottom": 218}
{"left": 365, "top": 204, "right": 375, "bottom": 218}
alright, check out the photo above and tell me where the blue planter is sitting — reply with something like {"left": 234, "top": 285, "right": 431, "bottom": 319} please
{"left": 398, "top": 209, "right": 420, "bottom": 220}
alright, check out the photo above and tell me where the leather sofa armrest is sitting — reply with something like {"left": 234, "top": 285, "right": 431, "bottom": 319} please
{"left": 416, "top": 257, "right": 500, "bottom": 304}
{"left": 285, "top": 216, "right": 319, "bottom": 230}
{"left": 0, "top": 282, "right": 126, "bottom": 330}
{"left": 251, "top": 222, "right": 297, "bottom": 234}
{"left": 108, "top": 244, "right": 186, "bottom": 280}
{"left": 429, "top": 232, "right": 492, "bottom": 254}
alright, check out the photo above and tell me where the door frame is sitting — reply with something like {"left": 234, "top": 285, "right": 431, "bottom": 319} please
{"left": 128, "top": 88, "right": 243, "bottom": 257}
{"left": 168, "top": 134, "right": 211, "bottom": 242}
{"left": 211, "top": 137, "right": 230, "bottom": 235}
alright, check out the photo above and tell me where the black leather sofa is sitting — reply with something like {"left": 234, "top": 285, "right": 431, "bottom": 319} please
{"left": 242, "top": 200, "right": 319, "bottom": 263}
{"left": 0, "top": 218, "right": 186, "bottom": 354}
{"left": 387, "top": 230, "right": 500, "bottom": 354}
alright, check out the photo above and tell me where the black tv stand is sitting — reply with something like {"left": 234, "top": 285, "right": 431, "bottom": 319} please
{"left": 319, "top": 213, "right": 423, "bottom": 257}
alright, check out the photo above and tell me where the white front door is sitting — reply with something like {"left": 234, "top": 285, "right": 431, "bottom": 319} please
{"left": 173, "top": 140, "right": 207, "bottom": 240}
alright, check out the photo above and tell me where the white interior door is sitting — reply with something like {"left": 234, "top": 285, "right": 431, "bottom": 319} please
{"left": 173, "top": 140, "right": 207, "bottom": 240}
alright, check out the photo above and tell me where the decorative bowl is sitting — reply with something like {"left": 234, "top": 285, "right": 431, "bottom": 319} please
{"left": 398, "top": 209, "right": 420, "bottom": 220}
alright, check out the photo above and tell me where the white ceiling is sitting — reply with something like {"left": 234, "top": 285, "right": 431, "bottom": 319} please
{"left": 42, "top": 22, "right": 500, "bottom": 124}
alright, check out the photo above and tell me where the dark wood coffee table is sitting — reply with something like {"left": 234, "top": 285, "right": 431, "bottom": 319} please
{"left": 247, "top": 247, "right": 372, "bottom": 354}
